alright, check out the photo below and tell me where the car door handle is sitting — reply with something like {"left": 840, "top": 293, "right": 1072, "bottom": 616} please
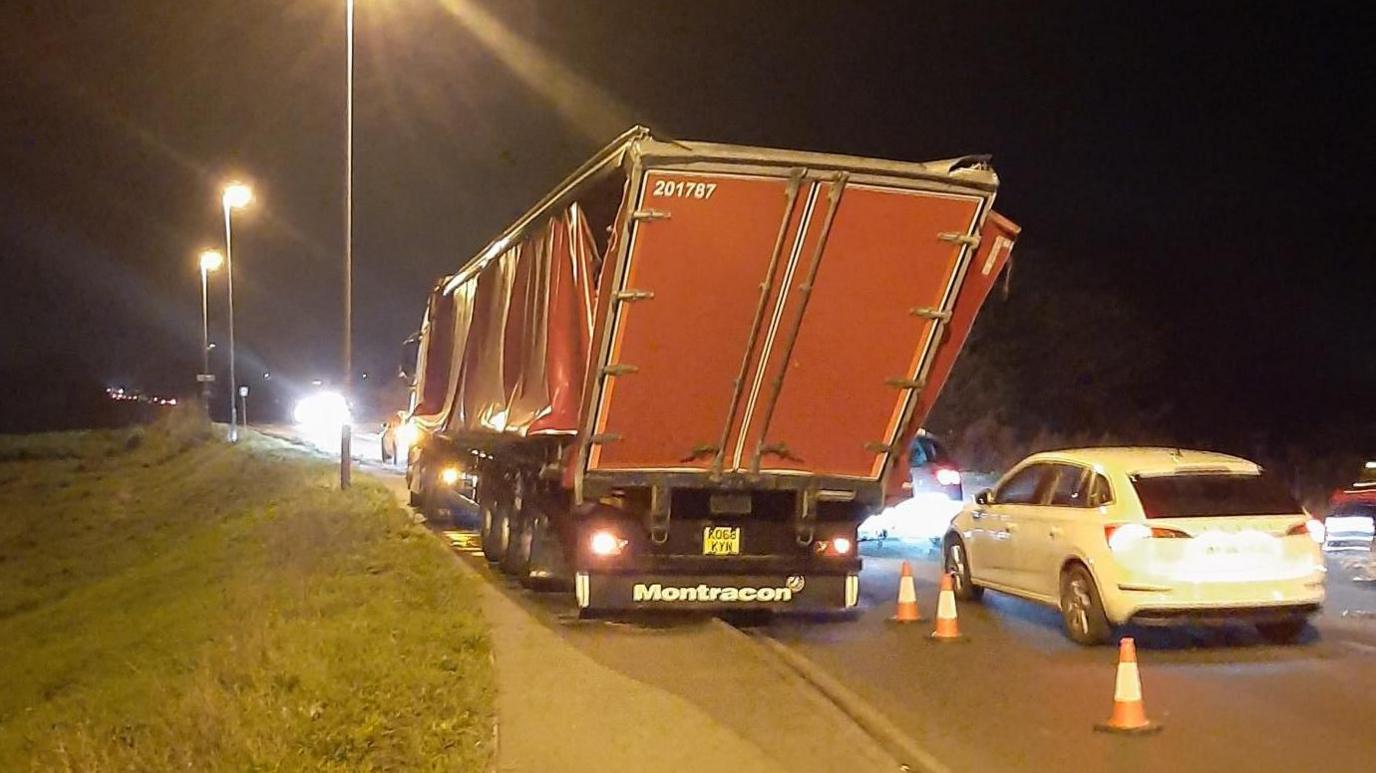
{"left": 971, "top": 511, "right": 983, "bottom": 520}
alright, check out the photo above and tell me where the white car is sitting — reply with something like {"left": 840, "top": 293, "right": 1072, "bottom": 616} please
{"left": 943, "top": 448, "right": 1326, "bottom": 645}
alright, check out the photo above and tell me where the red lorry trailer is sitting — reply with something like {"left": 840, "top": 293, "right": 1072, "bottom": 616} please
{"left": 404, "top": 127, "right": 1019, "bottom": 613}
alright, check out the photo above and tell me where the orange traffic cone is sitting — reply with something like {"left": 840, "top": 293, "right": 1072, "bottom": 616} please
{"left": 928, "top": 572, "right": 967, "bottom": 641}
{"left": 888, "top": 561, "right": 923, "bottom": 623}
{"left": 1094, "top": 637, "right": 1162, "bottom": 735}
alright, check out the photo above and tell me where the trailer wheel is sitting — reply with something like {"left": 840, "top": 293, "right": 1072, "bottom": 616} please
{"left": 501, "top": 509, "right": 532, "bottom": 578}
{"left": 405, "top": 455, "right": 422, "bottom": 507}
{"left": 481, "top": 498, "right": 509, "bottom": 564}
{"left": 406, "top": 465, "right": 422, "bottom": 507}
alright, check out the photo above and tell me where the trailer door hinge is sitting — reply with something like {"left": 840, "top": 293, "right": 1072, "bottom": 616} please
{"left": 794, "top": 489, "right": 818, "bottom": 546}
{"left": 632, "top": 208, "right": 671, "bottom": 221}
{"left": 865, "top": 441, "right": 901, "bottom": 454}
{"left": 938, "top": 232, "right": 980, "bottom": 247}
{"left": 648, "top": 485, "right": 670, "bottom": 544}
{"left": 884, "top": 377, "right": 925, "bottom": 390}
{"left": 602, "top": 363, "right": 639, "bottom": 377}
{"left": 909, "top": 306, "right": 952, "bottom": 321}
{"left": 679, "top": 443, "right": 719, "bottom": 463}
{"left": 615, "top": 289, "right": 655, "bottom": 302}
{"left": 758, "top": 442, "right": 805, "bottom": 464}
{"left": 589, "top": 433, "right": 623, "bottom": 445}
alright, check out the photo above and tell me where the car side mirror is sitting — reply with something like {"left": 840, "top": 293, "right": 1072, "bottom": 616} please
{"left": 975, "top": 489, "right": 992, "bottom": 506}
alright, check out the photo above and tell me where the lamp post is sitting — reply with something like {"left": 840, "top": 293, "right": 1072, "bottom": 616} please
{"left": 341, "top": 0, "right": 355, "bottom": 488}
{"left": 198, "top": 249, "right": 223, "bottom": 412}
{"left": 222, "top": 182, "right": 252, "bottom": 442}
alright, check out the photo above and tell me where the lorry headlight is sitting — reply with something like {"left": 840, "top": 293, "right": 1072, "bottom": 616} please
{"left": 440, "top": 466, "right": 461, "bottom": 486}
{"left": 396, "top": 422, "right": 420, "bottom": 450}
{"left": 293, "top": 391, "right": 351, "bottom": 432}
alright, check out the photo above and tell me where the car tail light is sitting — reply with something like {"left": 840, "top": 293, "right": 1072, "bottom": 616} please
{"left": 935, "top": 467, "right": 962, "bottom": 486}
{"left": 1286, "top": 519, "right": 1325, "bottom": 544}
{"left": 1104, "top": 523, "right": 1190, "bottom": 552}
{"left": 589, "top": 530, "right": 627, "bottom": 557}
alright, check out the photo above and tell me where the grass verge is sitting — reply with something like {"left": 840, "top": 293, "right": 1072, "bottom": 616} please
{"left": 0, "top": 409, "right": 492, "bottom": 771}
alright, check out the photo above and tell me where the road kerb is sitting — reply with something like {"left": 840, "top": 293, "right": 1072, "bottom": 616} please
{"left": 727, "top": 624, "right": 954, "bottom": 773}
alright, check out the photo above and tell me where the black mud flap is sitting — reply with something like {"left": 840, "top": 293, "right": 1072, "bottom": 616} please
{"left": 525, "top": 516, "right": 573, "bottom": 589}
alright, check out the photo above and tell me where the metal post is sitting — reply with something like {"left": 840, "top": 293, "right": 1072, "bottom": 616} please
{"left": 224, "top": 202, "right": 239, "bottom": 443}
{"left": 200, "top": 264, "right": 212, "bottom": 412}
{"left": 341, "top": 0, "right": 354, "bottom": 488}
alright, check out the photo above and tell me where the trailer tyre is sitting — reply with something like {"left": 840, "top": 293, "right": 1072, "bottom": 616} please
{"left": 481, "top": 499, "right": 509, "bottom": 564}
{"left": 405, "top": 456, "right": 422, "bottom": 507}
{"left": 500, "top": 507, "right": 531, "bottom": 578}
{"left": 407, "top": 467, "right": 422, "bottom": 507}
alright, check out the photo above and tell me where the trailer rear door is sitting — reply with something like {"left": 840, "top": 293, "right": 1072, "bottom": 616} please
{"left": 586, "top": 168, "right": 988, "bottom": 481}
{"left": 589, "top": 170, "right": 803, "bottom": 471}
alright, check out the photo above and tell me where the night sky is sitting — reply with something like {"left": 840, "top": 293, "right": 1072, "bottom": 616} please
{"left": 1, "top": 2, "right": 1371, "bottom": 443}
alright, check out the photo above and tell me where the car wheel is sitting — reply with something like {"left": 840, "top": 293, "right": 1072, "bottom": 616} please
{"left": 1256, "top": 619, "right": 1307, "bottom": 644}
{"left": 1059, "top": 564, "right": 1112, "bottom": 645}
{"left": 943, "top": 535, "right": 983, "bottom": 602}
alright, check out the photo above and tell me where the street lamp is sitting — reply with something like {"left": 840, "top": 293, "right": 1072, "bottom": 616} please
{"left": 222, "top": 182, "right": 253, "bottom": 442}
{"left": 341, "top": 0, "right": 355, "bottom": 488}
{"left": 198, "top": 249, "right": 223, "bottom": 412}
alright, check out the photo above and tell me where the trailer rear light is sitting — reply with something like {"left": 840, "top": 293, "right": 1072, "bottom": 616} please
{"left": 935, "top": 467, "right": 962, "bottom": 486}
{"left": 1286, "top": 519, "right": 1325, "bottom": 544}
{"left": 1105, "top": 523, "right": 1190, "bottom": 552}
{"left": 589, "top": 530, "right": 627, "bottom": 557}
{"left": 815, "top": 536, "right": 854, "bottom": 557}
{"left": 440, "top": 466, "right": 461, "bottom": 486}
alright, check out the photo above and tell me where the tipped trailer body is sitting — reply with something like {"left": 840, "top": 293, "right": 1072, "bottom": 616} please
{"left": 405, "top": 127, "right": 1019, "bottom": 613}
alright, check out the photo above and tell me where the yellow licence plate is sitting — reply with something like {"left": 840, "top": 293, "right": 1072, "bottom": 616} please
{"left": 703, "top": 526, "right": 741, "bottom": 556}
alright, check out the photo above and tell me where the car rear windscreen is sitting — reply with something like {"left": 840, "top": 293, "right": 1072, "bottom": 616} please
{"left": 1130, "top": 473, "right": 1301, "bottom": 518}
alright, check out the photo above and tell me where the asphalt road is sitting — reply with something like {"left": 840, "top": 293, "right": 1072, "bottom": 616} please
{"left": 762, "top": 540, "right": 1376, "bottom": 773}
{"left": 263, "top": 424, "right": 1376, "bottom": 772}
